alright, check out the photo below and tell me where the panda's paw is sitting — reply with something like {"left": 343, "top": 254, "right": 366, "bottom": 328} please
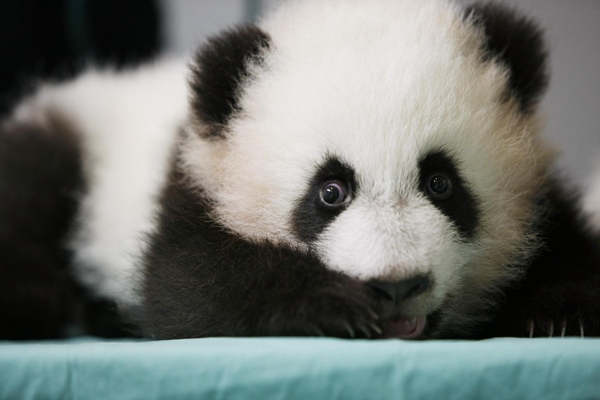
{"left": 525, "top": 316, "right": 585, "bottom": 338}
{"left": 260, "top": 282, "right": 383, "bottom": 339}
{"left": 517, "top": 285, "right": 600, "bottom": 338}
{"left": 298, "top": 302, "right": 383, "bottom": 339}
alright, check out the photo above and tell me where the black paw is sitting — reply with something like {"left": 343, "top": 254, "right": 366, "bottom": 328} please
{"left": 524, "top": 314, "right": 586, "bottom": 338}
{"left": 497, "top": 282, "right": 600, "bottom": 338}
{"left": 254, "top": 280, "right": 382, "bottom": 339}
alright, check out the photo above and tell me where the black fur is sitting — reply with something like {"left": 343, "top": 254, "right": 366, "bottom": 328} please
{"left": 465, "top": 3, "right": 548, "bottom": 113}
{"left": 292, "top": 156, "right": 358, "bottom": 243}
{"left": 0, "top": 116, "right": 83, "bottom": 339}
{"left": 2, "top": 2, "right": 597, "bottom": 342}
{"left": 138, "top": 156, "right": 380, "bottom": 339}
{"left": 0, "top": 116, "right": 134, "bottom": 339}
{"left": 419, "top": 151, "right": 479, "bottom": 238}
{"left": 486, "top": 182, "right": 600, "bottom": 338}
{"left": 190, "top": 24, "right": 270, "bottom": 136}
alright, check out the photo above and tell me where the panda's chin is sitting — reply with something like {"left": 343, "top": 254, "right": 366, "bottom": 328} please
{"left": 382, "top": 316, "right": 427, "bottom": 339}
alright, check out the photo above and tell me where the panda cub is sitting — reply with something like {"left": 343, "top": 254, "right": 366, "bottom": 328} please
{"left": 1, "top": 0, "right": 599, "bottom": 340}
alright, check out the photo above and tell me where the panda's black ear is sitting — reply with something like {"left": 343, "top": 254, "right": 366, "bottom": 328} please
{"left": 190, "top": 24, "right": 271, "bottom": 137}
{"left": 465, "top": 3, "right": 549, "bottom": 114}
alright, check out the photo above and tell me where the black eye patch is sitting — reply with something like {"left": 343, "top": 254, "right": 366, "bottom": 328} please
{"left": 419, "top": 151, "right": 479, "bottom": 238}
{"left": 292, "top": 156, "right": 357, "bottom": 243}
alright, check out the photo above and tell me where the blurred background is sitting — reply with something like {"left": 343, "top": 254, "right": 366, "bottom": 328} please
{"left": 1, "top": 0, "right": 598, "bottom": 186}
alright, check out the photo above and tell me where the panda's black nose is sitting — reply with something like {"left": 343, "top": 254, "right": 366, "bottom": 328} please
{"left": 368, "top": 276, "right": 430, "bottom": 303}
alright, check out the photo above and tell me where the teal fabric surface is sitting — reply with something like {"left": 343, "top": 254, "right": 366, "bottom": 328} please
{"left": 1, "top": 337, "right": 599, "bottom": 400}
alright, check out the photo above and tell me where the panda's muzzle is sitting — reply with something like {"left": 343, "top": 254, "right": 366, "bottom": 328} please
{"left": 368, "top": 275, "right": 431, "bottom": 339}
{"left": 368, "top": 275, "right": 430, "bottom": 304}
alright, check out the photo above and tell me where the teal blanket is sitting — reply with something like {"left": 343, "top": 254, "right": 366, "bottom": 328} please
{"left": 1, "top": 337, "right": 599, "bottom": 400}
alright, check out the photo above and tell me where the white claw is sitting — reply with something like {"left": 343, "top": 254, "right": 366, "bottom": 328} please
{"left": 527, "top": 319, "right": 535, "bottom": 338}
{"left": 370, "top": 323, "right": 383, "bottom": 335}
{"left": 548, "top": 320, "right": 554, "bottom": 337}
{"left": 560, "top": 319, "right": 567, "bottom": 338}
{"left": 344, "top": 323, "right": 356, "bottom": 338}
{"left": 366, "top": 308, "right": 379, "bottom": 321}
{"left": 360, "top": 327, "right": 372, "bottom": 339}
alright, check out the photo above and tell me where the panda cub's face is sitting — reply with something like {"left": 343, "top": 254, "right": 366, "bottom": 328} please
{"left": 182, "top": 0, "right": 552, "bottom": 337}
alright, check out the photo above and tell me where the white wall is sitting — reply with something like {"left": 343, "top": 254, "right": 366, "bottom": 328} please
{"left": 159, "top": 0, "right": 249, "bottom": 56}
{"left": 467, "top": 0, "right": 600, "bottom": 186}
{"left": 160, "top": 0, "right": 600, "bottom": 185}
{"left": 527, "top": 0, "right": 600, "bottom": 185}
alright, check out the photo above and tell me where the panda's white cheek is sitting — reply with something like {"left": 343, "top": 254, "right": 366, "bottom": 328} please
{"left": 314, "top": 203, "right": 466, "bottom": 296}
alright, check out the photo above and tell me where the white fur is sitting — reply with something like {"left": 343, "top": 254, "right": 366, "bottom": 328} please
{"left": 182, "top": 0, "right": 553, "bottom": 319}
{"left": 6, "top": 0, "right": 554, "bottom": 325}
{"left": 10, "top": 60, "right": 189, "bottom": 307}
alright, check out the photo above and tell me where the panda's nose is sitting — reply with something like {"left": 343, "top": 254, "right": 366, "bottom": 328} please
{"left": 368, "top": 276, "right": 430, "bottom": 303}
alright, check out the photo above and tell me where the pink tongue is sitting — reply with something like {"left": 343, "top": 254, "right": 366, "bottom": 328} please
{"left": 384, "top": 316, "right": 427, "bottom": 339}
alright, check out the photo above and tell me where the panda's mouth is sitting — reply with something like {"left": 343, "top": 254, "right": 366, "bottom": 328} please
{"left": 382, "top": 316, "right": 427, "bottom": 339}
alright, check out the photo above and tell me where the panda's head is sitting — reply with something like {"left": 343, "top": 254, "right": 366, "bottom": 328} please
{"left": 180, "top": 0, "right": 553, "bottom": 338}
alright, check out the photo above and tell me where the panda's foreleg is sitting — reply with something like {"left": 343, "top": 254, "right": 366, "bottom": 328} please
{"left": 491, "top": 184, "right": 600, "bottom": 338}
{"left": 0, "top": 116, "right": 84, "bottom": 339}
{"left": 137, "top": 166, "right": 383, "bottom": 339}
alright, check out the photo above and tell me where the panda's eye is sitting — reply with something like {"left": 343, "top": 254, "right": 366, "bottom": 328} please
{"left": 426, "top": 174, "right": 452, "bottom": 200}
{"left": 319, "top": 181, "right": 348, "bottom": 206}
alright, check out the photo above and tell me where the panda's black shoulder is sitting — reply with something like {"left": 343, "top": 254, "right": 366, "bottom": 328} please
{"left": 489, "top": 179, "right": 600, "bottom": 338}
